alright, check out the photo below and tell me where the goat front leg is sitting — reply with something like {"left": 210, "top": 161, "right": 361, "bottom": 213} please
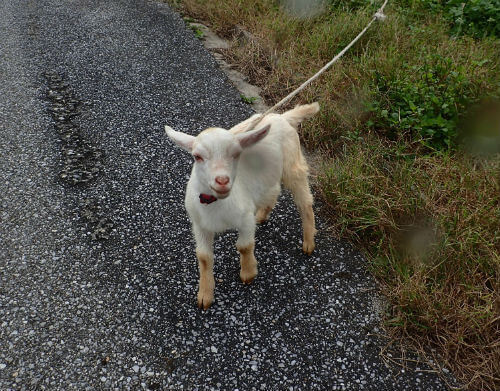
{"left": 192, "top": 223, "right": 215, "bottom": 310}
{"left": 236, "top": 214, "right": 258, "bottom": 284}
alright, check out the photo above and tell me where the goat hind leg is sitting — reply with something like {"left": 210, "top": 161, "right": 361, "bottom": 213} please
{"left": 256, "top": 184, "right": 280, "bottom": 224}
{"left": 284, "top": 167, "right": 316, "bottom": 255}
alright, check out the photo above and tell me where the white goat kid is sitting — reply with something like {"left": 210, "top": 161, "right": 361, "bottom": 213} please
{"left": 165, "top": 103, "right": 319, "bottom": 309}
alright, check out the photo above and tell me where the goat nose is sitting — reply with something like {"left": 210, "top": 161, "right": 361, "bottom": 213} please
{"left": 215, "top": 176, "right": 230, "bottom": 186}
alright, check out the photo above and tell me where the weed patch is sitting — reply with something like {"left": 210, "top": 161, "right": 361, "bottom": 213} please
{"left": 240, "top": 94, "right": 258, "bottom": 104}
{"left": 366, "top": 54, "right": 479, "bottom": 151}
{"left": 420, "top": 0, "right": 500, "bottom": 38}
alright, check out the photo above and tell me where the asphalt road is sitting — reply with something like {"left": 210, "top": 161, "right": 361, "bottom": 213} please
{"left": 0, "top": 0, "right": 454, "bottom": 389}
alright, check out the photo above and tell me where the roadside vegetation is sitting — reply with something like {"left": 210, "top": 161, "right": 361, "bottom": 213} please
{"left": 167, "top": 0, "right": 499, "bottom": 389}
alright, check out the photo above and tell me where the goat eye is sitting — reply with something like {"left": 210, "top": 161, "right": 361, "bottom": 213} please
{"left": 194, "top": 154, "right": 203, "bottom": 162}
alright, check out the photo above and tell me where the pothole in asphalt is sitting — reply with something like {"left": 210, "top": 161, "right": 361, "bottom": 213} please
{"left": 80, "top": 198, "right": 114, "bottom": 241}
{"left": 43, "top": 70, "right": 103, "bottom": 185}
{"left": 43, "top": 70, "right": 114, "bottom": 241}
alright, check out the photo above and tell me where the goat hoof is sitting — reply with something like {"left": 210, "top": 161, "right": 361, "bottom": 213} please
{"left": 255, "top": 206, "right": 272, "bottom": 224}
{"left": 302, "top": 241, "right": 315, "bottom": 255}
{"left": 240, "top": 269, "right": 257, "bottom": 285}
{"left": 197, "top": 290, "right": 214, "bottom": 310}
{"left": 255, "top": 214, "right": 269, "bottom": 224}
{"left": 256, "top": 216, "right": 268, "bottom": 224}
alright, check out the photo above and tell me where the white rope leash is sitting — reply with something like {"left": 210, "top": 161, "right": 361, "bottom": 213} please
{"left": 244, "top": 0, "right": 389, "bottom": 130}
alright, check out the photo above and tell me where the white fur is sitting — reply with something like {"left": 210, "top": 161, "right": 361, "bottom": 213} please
{"left": 165, "top": 103, "right": 319, "bottom": 309}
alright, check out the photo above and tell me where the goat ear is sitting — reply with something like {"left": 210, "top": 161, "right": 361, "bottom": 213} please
{"left": 237, "top": 124, "right": 270, "bottom": 149}
{"left": 165, "top": 125, "right": 195, "bottom": 152}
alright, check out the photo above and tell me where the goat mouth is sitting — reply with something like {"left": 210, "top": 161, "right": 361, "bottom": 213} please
{"left": 211, "top": 186, "right": 230, "bottom": 197}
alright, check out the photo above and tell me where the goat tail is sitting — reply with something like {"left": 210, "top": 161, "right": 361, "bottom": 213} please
{"left": 282, "top": 102, "right": 320, "bottom": 129}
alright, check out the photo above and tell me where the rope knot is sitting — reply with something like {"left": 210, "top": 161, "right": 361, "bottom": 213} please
{"left": 374, "top": 11, "right": 387, "bottom": 21}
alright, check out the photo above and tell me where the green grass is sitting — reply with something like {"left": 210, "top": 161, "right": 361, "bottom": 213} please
{"left": 168, "top": 0, "right": 500, "bottom": 389}
{"left": 240, "top": 94, "right": 258, "bottom": 104}
{"left": 189, "top": 24, "right": 204, "bottom": 39}
{"left": 183, "top": 16, "right": 205, "bottom": 38}
{"left": 367, "top": 54, "right": 482, "bottom": 150}
{"left": 411, "top": 0, "right": 500, "bottom": 38}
